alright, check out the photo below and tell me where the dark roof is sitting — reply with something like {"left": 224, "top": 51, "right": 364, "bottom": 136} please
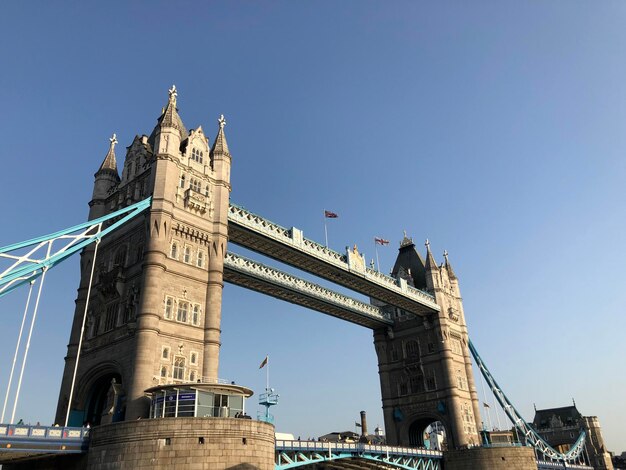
{"left": 532, "top": 406, "right": 582, "bottom": 429}
{"left": 391, "top": 241, "right": 427, "bottom": 290}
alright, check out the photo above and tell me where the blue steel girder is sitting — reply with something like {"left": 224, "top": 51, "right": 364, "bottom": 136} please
{"left": 275, "top": 441, "right": 443, "bottom": 470}
{"left": 0, "top": 198, "right": 151, "bottom": 299}
{"left": 468, "top": 340, "right": 586, "bottom": 463}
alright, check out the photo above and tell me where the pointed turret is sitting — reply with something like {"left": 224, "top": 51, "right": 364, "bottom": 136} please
{"left": 443, "top": 250, "right": 457, "bottom": 280}
{"left": 148, "top": 85, "right": 188, "bottom": 156}
{"left": 91, "top": 134, "right": 121, "bottom": 219}
{"left": 211, "top": 114, "right": 230, "bottom": 157}
{"left": 96, "top": 133, "right": 120, "bottom": 176}
{"left": 424, "top": 239, "right": 438, "bottom": 272}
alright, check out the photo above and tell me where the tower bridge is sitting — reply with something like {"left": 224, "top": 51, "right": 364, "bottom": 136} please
{"left": 0, "top": 87, "right": 613, "bottom": 470}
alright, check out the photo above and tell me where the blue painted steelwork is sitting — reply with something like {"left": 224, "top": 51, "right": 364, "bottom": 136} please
{"left": 537, "top": 460, "right": 593, "bottom": 470}
{"left": 275, "top": 440, "right": 442, "bottom": 470}
{"left": 0, "top": 197, "right": 151, "bottom": 298}
{"left": 469, "top": 340, "right": 587, "bottom": 463}
{"left": 0, "top": 423, "right": 89, "bottom": 455}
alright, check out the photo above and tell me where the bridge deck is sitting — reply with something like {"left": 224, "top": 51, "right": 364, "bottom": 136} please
{"left": 228, "top": 204, "right": 439, "bottom": 316}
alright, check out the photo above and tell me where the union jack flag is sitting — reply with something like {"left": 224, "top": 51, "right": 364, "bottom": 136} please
{"left": 324, "top": 210, "right": 338, "bottom": 218}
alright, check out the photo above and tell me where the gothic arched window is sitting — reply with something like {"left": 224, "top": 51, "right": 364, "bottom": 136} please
{"left": 406, "top": 340, "right": 419, "bottom": 358}
{"left": 177, "top": 301, "right": 188, "bottom": 323}
{"left": 173, "top": 357, "right": 185, "bottom": 380}
{"left": 170, "top": 242, "right": 178, "bottom": 259}
{"left": 184, "top": 246, "right": 191, "bottom": 263}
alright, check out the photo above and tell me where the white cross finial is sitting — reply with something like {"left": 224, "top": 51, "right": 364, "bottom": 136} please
{"left": 425, "top": 239, "right": 430, "bottom": 249}
{"left": 443, "top": 250, "right": 449, "bottom": 263}
{"left": 109, "top": 133, "right": 118, "bottom": 149}
{"left": 168, "top": 85, "right": 177, "bottom": 100}
{"left": 218, "top": 114, "right": 226, "bottom": 129}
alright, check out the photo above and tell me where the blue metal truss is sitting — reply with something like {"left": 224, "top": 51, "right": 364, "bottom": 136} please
{"left": 469, "top": 340, "right": 586, "bottom": 463}
{"left": 0, "top": 198, "right": 151, "bottom": 298}
{"left": 275, "top": 441, "right": 442, "bottom": 470}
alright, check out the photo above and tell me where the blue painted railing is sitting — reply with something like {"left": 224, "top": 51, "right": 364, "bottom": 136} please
{"left": 0, "top": 423, "right": 90, "bottom": 454}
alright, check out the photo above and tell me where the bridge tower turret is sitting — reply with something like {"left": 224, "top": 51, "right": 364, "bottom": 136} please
{"left": 55, "top": 87, "right": 233, "bottom": 426}
{"left": 373, "top": 236, "right": 481, "bottom": 449}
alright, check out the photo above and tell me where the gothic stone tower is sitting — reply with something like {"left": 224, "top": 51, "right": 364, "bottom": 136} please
{"left": 55, "top": 87, "right": 232, "bottom": 425}
{"left": 373, "top": 235, "right": 482, "bottom": 449}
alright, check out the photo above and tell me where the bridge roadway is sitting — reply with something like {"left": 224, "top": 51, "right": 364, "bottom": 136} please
{"left": 228, "top": 204, "right": 440, "bottom": 317}
{"left": 224, "top": 252, "right": 393, "bottom": 329}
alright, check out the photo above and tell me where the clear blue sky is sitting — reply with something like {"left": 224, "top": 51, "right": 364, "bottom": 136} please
{"left": 1, "top": 0, "right": 625, "bottom": 452}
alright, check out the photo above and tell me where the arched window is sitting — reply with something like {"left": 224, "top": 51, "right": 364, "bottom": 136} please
{"left": 406, "top": 340, "right": 419, "bottom": 358}
{"left": 189, "top": 370, "right": 196, "bottom": 382}
{"left": 180, "top": 174, "right": 186, "bottom": 188}
{"left": 162, "top": 346, "right": 170, "bottom": 360}
{"left": 191, "top": 179, "right": 201, "bottom": 193}
{"left": 197, "top": 251, "right": 204, "bottom": 268}
{"left": 171, "top": 242, "right": 178, "bottom": 259}
{"left": 160, "top": 366, "right": 168, "bottom": 378}
{"left": 177, "top": 301, "right": 188, "bottom": 323}
{"left": 183, "top": 246, "right": 191, "bottom": 263}
{"left": 173, "top": 357, "right": 185, "bottom": 380}
{"left": 192, "top": 305, "right": 200, "bottom": 326}
{"left": 190, "top": 352, "right": 198, "bottom": 365}
{"left": 164, "top": 297, "right": 173, "bottom": 319}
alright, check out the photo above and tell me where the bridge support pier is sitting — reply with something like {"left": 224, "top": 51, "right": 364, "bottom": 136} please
{"left": 444, "top": 446, "right": 537, "bottom": 470}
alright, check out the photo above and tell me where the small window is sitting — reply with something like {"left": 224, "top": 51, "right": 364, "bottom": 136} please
{"left": 190, "top": 370, "right": 196, "bottom": 382}
{"left": 192, "top": 305, "right": 200, "bottom": 326}
{"left": 190, "top": 352, "right": 198, "bottom": 365}
{"left": 164, "top": 297, "right": 173, "bottom": 320}
{"left": 177, "top": 301, "right": 188, "bottom": 323}
{"left": 171, "top": 243, "right": 178, "bottom": 259}
{"left": 161, "top": 366, "right": 167, "bottom": 378}
{"left": 162, "top": 346, "right": 170, "bottom": 360}
{"left": 197, "top": 251, "right": 204, "bottom": 268}
{"left": 180, "top": 174, "right": 186, "bottom": 188}
{"left": 184, "top": 246, "right": 191, "bottom": 263}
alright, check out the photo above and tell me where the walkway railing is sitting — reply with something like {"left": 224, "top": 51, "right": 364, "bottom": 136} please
{"left": 0, "top": 423, "right": 89, "bottom": 455}
{"left": 275, "top": 439, "right": 442, "bottom": 469}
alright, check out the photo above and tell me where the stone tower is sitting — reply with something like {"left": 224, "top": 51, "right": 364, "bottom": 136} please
{"left": 373, "top": 235, "right": 482, "bottom": 449}
{"left": 55, "top": 87, "right": 232, "bottom": 425}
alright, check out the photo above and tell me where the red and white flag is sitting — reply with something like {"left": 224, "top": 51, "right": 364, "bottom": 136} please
{"left": 375, "top": 237, "right": 390, "bottom": 245}
{"left": 324, "top": 210, "right": 338, "bottom": 219}
{"left": 259, "top": 356, "right": 268, "bottom": 369}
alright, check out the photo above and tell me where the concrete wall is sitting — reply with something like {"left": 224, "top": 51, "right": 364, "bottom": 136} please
{"left": 444, "top": 446, "right": 537, "bottom": 470}
{"left": 86, "top": 417, "right": 275, "bottom": 470}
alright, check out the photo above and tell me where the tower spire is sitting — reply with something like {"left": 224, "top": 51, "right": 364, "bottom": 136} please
{"left": 97, "top": 133, "right": 119, "bottom": 174}
{"left": 443, "top": 249, "right": 457, "bottom": 280}
{"left": 424, "top": 239, "right": 438, "bottom": 271}
{"left": 211, "top": 114, "right": 230, "bottom": 156}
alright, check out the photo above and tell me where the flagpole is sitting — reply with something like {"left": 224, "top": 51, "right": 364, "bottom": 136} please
{"left": 324, "top": 211, "right": 329, "bottom": 248}
{"left": 375, "top": 241, "right": 380, "bottom": 272}
{"left": 266, "top": 355, "right": 269, "bottom": 391}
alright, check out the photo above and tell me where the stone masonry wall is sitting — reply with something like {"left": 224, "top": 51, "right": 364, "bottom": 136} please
{"left": 86, "top": 417, "right": 275, "bottom": 470}
{"left": 444, "top": 446, "right": 537, "bottom": 470}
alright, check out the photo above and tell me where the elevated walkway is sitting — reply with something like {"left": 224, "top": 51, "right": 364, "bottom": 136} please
{"left": 228, "top": 204, "right": 439, "bottom": 316}
{"left": 224, "top": 252, "right": 392, "bottom": 328}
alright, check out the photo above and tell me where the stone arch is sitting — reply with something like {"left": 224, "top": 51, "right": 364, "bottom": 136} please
{"left": 73, "top": 361, "right": 126, "bottom": 427}
{"left": 405, "top": 414, "right": 449, "bottom": 450}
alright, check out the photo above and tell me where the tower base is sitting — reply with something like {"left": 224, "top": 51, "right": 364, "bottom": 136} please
{"left": 444, "top": 446, "right": 537, "bottom": 470}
